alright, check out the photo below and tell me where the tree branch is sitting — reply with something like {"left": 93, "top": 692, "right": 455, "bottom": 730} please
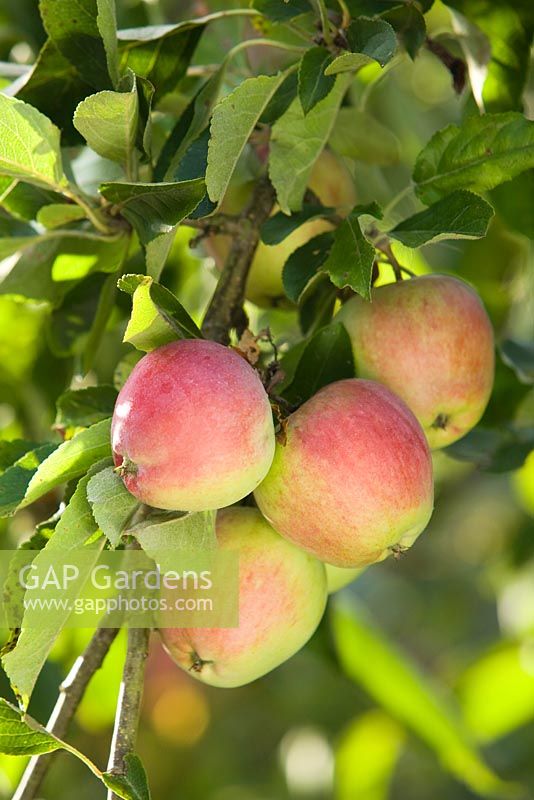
{"left": 184, "top": 213, "right": 243, "bottom": 237}
{"left": 13, "top": 627, "right": 119, "bottom": 800}
{"left": 106, "top": 627, "right": 150, "bottom": 800}
{"left": 201, "top": 177, "right": 276, "bottom": 344}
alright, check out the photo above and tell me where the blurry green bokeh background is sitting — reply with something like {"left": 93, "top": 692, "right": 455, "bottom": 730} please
{"left": 0, "top": 1, "right": 533, "bottom": 798}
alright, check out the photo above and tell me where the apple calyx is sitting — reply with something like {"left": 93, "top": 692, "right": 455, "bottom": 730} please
{"left": 431, "top": 413, "right": 449, "bottom": 430}
{"left": 188, "top": 652, "right": 213, "bottom": 674}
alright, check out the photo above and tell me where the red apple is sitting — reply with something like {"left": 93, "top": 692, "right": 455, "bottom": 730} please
{"left": 337, "top": 275, "right": 495, "bottom": 448}
{"left": 255, "top": 379, "right": 434, "bottom": 568}
{"left": 159, "top": 507, "right": 327, "bottom": 687}
{"left": 112, "top": 340, "right": 275, "bottom": 511}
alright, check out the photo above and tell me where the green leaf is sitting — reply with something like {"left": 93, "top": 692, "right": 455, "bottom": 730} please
{"left": 0, "top": 440, "right": 39, "bottom": 473}
{"left": 444, "top": 0, "right": 533, "bottom": 112}
{"left": 0, "top": 240, "right": 68, "bottom": 305}
{"left": 491, "top": 169, "right": 534, "bottom": 239}
{"left": 458, "top": 642, "right": 534, "bottom": 744}
{"left": 259, "top": 71, "right": 298, "bottom": 125}
{"left": 19, "top": 419, "right": 112, "bottom": 512}
{"left": 96, "top": 0, "right": 120, "bottom": 88}
{"left": 102, "top": 754, "right": 151, "bottom": 800}
{"left": 389, "top": 191, "right": 494, "bottom": 248}
{"left": 37, "top": 204, "right": 86, "bottom": 228}
{"left": 135, "top": 75, "right": 154, "bottom": 162}
{"left": 3, "top": 465, "right": 106, "bottom": 707}
{"left": 0, "top": 94, "right": 66, "bottom": 191}
{"left": 500, "top": 339, "right": 534, "bottom": 384}
{"left": 282, "top": 232, "right": 334, "bottom": 302}
{"left": 322, "top": 205, "right": 382, "bottom": 299}
{"left": 87, "top": 466, "right": 139, "bottom": 547}
{"left": 0, "top": 698, "right": 60, "bottom": 755}
{"left": 155, "top": 64, "right": 227, "bottom": 181}
{"left": 329, "top": 108, "right": 401, "bottom": 165}
{"left": 0, "top": 178, "right": 65, "bottom": 222}
{"left": 0, "top": 443, "right": 57, "bottom": 518}
{"left": 446, "top": 426, "right": 534, "bottom": 473}
{"left": 114, "top": 350, "right": 143, "bottom": 390}
{"left": 298, "top": 47, "right": 335, "bottom": 115}
{"left": 335, "top": 711, "right": 405, "bottom": 800}
{"left": 39, "top": 0, "right": 117, "bottom": 90}
{"left": 251, "top": 0, "right": 312, "bottom": 20}
{"left": 16, "top": 39, "right": 93, "bottom": 144}
{"left": 99, "top": 180, "right": 205, "bottom": 277}
{"left": 283, "top": 323, "right": 355, "bottom": 405}
{"left": 118, "top": 21, "right": 204, "bottom": 102}
{"left": 413, "top": 112, "right": 534, "bottom": 205}
{"left": 299, "top": 274, "right": 338, "bottom": 335}
{"left": 261, "top": 204, "right": 332, "bottom": 245}
{"left": 331, "top": 601, "right": 515, "bottom": 798}
{"left": 133, "top": 509, "right": 217, "bottom": 554}
{"left": 47, "top": 272, "right": 113, "bottom": 359}
{"left": 382, "top": 4, "right": 426, "bottom": 59}
{"left": 119, "top": 274, "right": 202, "bottom": 351}
{"left": 325, "top": 18, "right": 397, "bottom": 75}
{"left": 73, "top": 84, "right": 139, "bottom": 167}
{"left": 54, "top": 385, "right": 118, "bottom": 431}
{"left": 206, "top": 71, "right": 292, "bottom": 205}
{"left": 270, "top": 76, "right": 349, "bottom": 213}
{"left": 0, "top": 698, "right": 121, "bottom": 791}
{"left": 0, "top": 235, "right": 42, "bottom": 260}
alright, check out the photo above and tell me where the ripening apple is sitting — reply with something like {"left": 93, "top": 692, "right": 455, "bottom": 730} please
{"left": 255, "top": 379, "right": 434, "bottom": 568}
{"left": 159, "top": 507, "right": 327, "bottom": 688}
{"left": 205, "top": 149, "right": 356, "bottom": 308}
{"left": 336, "top": 275, "right": 495, "bottom": 448}
{"left": 111, "top": 340, "right": 275, "bottom": 511}
{"left": 325, "top": 564, "right": 364, "bottom": 593}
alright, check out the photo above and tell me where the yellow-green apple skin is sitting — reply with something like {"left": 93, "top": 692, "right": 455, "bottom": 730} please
{"left": 206, "top": 150, "right": 356, "bottom": 308}
{"left": 111, "top": 340, "right": 275, "bottom": 511}
{"left": 159, "top": 507, "right": 327, "bottom": 688}
{"left": 325, "top": 565, "right": 364, "bottom": 593}
{"left": 336, "top": 275, "right": 495, "bottom": 449}
{"left": 255, "top": 379, "right": 434, "bottom": 568}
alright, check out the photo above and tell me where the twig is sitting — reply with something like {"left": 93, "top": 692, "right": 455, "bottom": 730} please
{"left": 368, "top": 227, "right": 415, "bottom": 281}
{"left": 184, "top": 213, "right": 243, "bottom": 237}
{"left": 201, "top": 178, "right": 276, "bottom": 344}
{"left": 315, "top": 0, "right": 333, "bottom": 46}
{"left": 106, "top": 627, "right": 150, "bottom": 800}
{"left": 335, "top": 0, "right": 351, "bottom": 29}
{"left": 13, "top": 627, "right": 119, "bottom": 800}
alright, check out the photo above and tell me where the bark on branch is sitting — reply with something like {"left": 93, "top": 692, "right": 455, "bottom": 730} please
{"left": 13, "top": 627, "right": 119, "bottom": 800}
{"left": 106, "top": 627, "right": 150, "bottom": 800}
{"left": 201, "top": 178, "right": 276, "bottom": 344}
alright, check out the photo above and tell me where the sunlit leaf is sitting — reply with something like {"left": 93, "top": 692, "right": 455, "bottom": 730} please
{"left": 206, "top": 71, "right": 292, "bottom": 204}
{"left": 414, "top": 112, "right": 534, "bottom": 204}
{"left": 389, "top": 191, "right": 494, "bottom": 247}
{"left": 270, "top": 76, "right": 349, "bottom": 213}
{"left": 331, "top": 600, "right": 515, "bottom": 798}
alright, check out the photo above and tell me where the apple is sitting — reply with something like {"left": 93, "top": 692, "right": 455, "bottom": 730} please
{"left": 336, "top": 275, "right": 495, "bottom": 448}
{"left": 254, "top": 379, "right": 434, "bottom": 568}
{"left": 111, "top": 339, "right": 275, "bottom": 511}
{"left": 159, "top": 507, "right": 327, "bottom": 688}
{"left": 325, "top": 564, "right": 364, "bottom": 593}
{"left": 205, "top": 149, "right": 357, "bottom": 308}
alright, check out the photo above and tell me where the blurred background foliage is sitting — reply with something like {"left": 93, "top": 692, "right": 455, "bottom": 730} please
{"left": 0, "top": 0, "right": 532, "bottom": 798}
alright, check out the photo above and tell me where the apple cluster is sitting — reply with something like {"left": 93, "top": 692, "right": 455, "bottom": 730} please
{"left": 112, "top": 276, "right": 494, "bottom": 690}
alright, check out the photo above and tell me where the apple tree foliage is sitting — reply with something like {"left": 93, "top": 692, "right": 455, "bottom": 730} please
{"left": 0, "top": 1, "right": 532, "bottom": 798}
